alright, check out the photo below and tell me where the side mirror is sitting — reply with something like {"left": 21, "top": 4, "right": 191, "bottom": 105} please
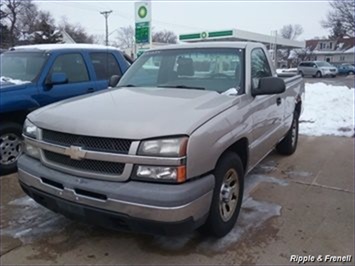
{"left": 108, "top": 75, "right": 121, "bottom": 88}
{"left": 47, "top": 72, "right": 68, "bottom": 86}
{"left": 252, "top": 77, "right": 285, "bottom": 97}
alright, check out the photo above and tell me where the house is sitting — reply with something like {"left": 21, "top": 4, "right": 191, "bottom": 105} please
{"left": 305, "top": 37, "right": 355, "bottom": 64}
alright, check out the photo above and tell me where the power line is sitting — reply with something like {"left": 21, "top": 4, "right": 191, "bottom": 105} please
{"left": 100, "top": 10, "right": 113, "bottom": 46}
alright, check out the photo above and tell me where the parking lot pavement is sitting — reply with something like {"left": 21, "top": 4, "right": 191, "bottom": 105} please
{"left": 1, "top": 135, "right": 354, "bottom": 265}
{"left": 305, "top": 75, "right": 355, "bottom": 88}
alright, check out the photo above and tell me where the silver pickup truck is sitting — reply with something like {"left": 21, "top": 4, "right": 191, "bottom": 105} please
{"left": 18, "top": 42, "right": 304, "bottom": 237}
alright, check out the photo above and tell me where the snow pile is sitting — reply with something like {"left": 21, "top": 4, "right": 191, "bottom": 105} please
{"left": 276, "top": 68, "right": 297, "bottom": 74}
{"left": 300, "top": 83, "right": 354, "bottom": 137}
{"left": 0, "top": 76, "right": 30, "bottom": 85}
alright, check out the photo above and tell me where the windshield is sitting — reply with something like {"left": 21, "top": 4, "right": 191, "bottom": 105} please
{"left": 118, "top": 48, "right": 245, "bottom": 93}
{"left": 1, "top": 51, "right": 48, "bottom": 83}
{"left": 316, "top": 62, "right": 332, "bottom": 67}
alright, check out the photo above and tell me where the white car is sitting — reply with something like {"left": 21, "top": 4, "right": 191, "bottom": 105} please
{"left": 298, "top": 61, "right": 338, "bottom": 78}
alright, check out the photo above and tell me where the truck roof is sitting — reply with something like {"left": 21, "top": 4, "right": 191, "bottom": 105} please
{"left": 149, "top": 41, "right": 252, "bottom": 51}
{"left": 10, "top": 43, "right": 122, "bottom": 52}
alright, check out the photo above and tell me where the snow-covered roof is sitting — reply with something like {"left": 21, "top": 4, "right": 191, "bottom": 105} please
{"left": 344, "top": 46, "right": 355, "bottom": 54}
{"left": 12, "top": 43, "right": 121, "bottom": 51}
{"left": 312, "top": 50, "right": 346, "bottom": 55}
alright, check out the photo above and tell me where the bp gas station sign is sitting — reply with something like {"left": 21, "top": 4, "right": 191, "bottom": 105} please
{"left": 135, "top": 1, "right": 151, "bottom": 57}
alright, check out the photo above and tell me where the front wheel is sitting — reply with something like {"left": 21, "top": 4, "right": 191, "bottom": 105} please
{"left": 0, "top": 123, "right": 23, "bottom": 175}
{"left": 276, "top": 112, "right": 299, "bottom": 155}
{"left": 201, "top": 152, "right": 244, "bottom": 238}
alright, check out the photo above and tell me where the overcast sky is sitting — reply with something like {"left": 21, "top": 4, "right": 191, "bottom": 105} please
{"left": 35, "top": 0, "right": 331, "bottom": 43}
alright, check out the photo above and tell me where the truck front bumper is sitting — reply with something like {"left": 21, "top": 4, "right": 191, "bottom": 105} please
{"left": 18, "top": 155, "right": 215, "bottom": 235}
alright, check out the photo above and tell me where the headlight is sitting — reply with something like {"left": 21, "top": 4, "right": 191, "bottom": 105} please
{"left": 138, "top": 137, "right": 188, "bottom": 157}
{"left": 135, "top": 165, "right": 186, "bottom": 183}
{"left": 23, "top": 143, "right": 40, "bottom": 159}
{"left": 23, "top": 119, "right": 38, "bottom": 139}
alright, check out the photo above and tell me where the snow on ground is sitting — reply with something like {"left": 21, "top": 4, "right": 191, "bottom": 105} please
{"left": 276, "top": 68, "right": 297, "bottom": 74}
{"left": 300, "top": 83, "right": 354, "bottom": 137}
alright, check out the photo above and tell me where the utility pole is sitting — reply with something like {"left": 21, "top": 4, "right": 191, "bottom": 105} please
{"left": 100, "top": 10, "right": 112, "bottom": 46}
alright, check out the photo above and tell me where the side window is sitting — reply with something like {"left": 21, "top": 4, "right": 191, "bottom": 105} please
{"left": 90, "top": 52, "right": 122, "bottom": 80}
{"left": 49, "top": 53, "right": 89, "bottom": 83}
{"left": 251, "top": 48, "right": 272, "bottom": 89}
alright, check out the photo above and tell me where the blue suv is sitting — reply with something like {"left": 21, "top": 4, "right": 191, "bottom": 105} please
{"left": 0, "top": 44, "right": 131, "bottom": 174}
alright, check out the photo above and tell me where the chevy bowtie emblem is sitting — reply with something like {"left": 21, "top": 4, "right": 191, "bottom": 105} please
{"left": 64, "top": 145, "right": 86, "bottom": 160}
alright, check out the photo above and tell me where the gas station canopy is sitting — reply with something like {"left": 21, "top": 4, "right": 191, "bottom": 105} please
{"left": 179, "top": 28, "right": 305, "bottom": 49}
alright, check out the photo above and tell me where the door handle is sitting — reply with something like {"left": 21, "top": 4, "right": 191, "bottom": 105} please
{"left": 276, "top": 97, "right": 282, "bottom": 106}
{"left": 87, "top": 88, "right": 95, "bottom": 93}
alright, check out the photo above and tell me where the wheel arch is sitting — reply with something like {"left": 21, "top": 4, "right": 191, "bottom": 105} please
{"left": 219, "top": 137, "right": 249, "bottom": 173}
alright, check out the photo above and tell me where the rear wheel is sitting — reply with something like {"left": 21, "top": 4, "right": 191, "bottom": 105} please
{"left": 201, "top": 152, "right": 244, "bottom": 238}
{"left": 348, "top": 71, "right": 354, "bottom": 75}
{"left": 0, "top": 123, "right": 23, "bottom": 175}
{"left": 298, "top": 71, "right": 304, "bottom": 77}
{"left": 315, "top": 71, "right": 322, "bottom": 78}
{"left": 276, "top": 111, "right": 299, "bottom": 155}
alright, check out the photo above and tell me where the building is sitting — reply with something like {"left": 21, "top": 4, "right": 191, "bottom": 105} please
{"left": 178, "top": 28, "right": 305, "bottom": 68}
{"left": 305, "top": 37, "right": 355, "bottom": 64}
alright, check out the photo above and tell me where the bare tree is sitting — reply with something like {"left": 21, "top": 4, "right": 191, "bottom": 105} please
{"left": 1, "top": 0, "right": 37, "bottom": 46}
{"left": 278, "top": 24, "right": 304, "bottom": 66}
{"left": 322, "top": 0, "right": 355, "bottom": 38}
{"left": 280, "top": 24, "right": 304, "bottom": 40}
{"left": 58, "top": 17, "right": 94, "bottom": 43}
{"left": 31, "top": 11, "right": 62, "bottom": 44}
{"left": 93, "top": 34, "right": 105, "bottom": 45}
{"left": 115, "top": 26, "right": 135, "bottom": 49}
{"left": 152, "top": 30, "right": 177, "bottom": 44}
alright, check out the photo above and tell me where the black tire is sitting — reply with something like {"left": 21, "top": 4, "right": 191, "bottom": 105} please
{"left": 348, "top": 71, "right": 354, "bottom": 75}
{"left": 0, "top": 122, "right": 23, "bottom": 176}
{"left": 276, "top": 112, "right": 299, "bottom": 155}
{"left": 315, "top": 71, "right": 322, "bottom": 78}
{"left": 201, "top": 152, "right": 244, "bottom": 238}
{"left": 331, "top": 75, "right": 336, "bottom": 78}
{"left": 298, "top": 71, "right": 304, "bottom": 77}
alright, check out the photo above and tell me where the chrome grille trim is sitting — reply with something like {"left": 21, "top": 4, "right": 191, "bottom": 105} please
{"left": 44, "top": 150, "right": 125, "bottom": 175}
{"left": 42, "top": 129, "right": 132, "bottom": 154}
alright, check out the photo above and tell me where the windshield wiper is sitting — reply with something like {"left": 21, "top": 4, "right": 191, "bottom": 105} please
{"left": 157, "top": 85, "right": 205, "bottom": 91}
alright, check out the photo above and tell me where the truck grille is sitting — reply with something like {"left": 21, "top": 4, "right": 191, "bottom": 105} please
{"left": 42, "top": 129, "right": 131, "bottom": 154}
{"left": 44, "top": 150, "right": 125, "bottom": 175}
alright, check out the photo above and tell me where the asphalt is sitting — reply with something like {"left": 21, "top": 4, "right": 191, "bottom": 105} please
{"left": 1, "top": 135, "right": 354, "bottom": 265}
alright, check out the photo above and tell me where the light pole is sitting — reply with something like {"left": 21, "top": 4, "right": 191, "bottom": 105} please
{"left": 100, "top": 10, "right": 113, "bottom": 46}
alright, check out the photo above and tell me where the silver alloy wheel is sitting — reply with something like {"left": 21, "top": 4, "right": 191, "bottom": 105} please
{"left": 219, "top": 168, "right": 239, "bottom": 222}
{"left": 291, "top": 117, "right": 298, "bottom": 148}
{"left": 0, "top": 133, "right": 22, "bottom": 165}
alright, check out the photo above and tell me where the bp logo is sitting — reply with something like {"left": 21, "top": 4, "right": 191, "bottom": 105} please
{"left": 201, "top": 32, "right": 208, "bottom": 39}
{"left": 138, "top": 5, "right": 148, "bottom": 19}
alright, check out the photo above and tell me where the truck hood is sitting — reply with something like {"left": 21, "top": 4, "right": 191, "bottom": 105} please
{"left": 29, "top": 87, "right": 237, "bottom": 139}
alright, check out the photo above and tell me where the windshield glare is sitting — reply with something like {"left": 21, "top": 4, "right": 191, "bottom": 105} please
{"left": 118, "top": 48, "right": 244, "bottom": 93}
{"left": 1, "top": 52, "right": 48, "bottom": 82}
